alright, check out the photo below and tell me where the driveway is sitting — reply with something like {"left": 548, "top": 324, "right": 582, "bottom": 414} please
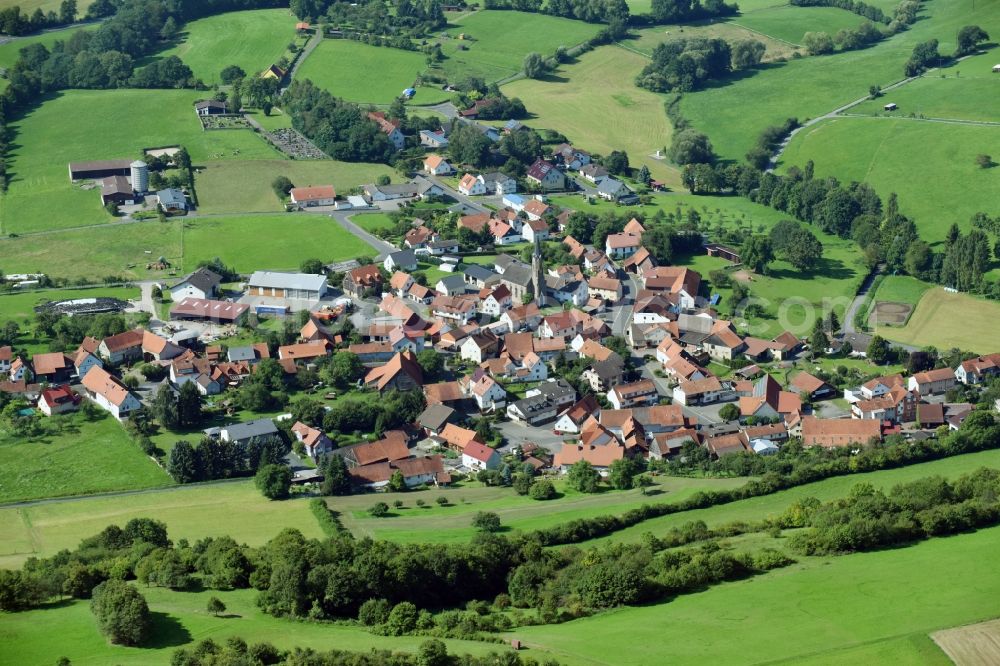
{"left": 330, "top": 211, "right": 398, "bottom": 260}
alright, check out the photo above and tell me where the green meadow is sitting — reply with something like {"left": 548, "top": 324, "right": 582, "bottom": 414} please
{"left": 295, "top": 39, "right": 447, "bottom": 104}
{"left": 0, "top": 414, "right": 171, "bottom": 506}
{"left": 0, "top": 481, "right": 323, "bottom": 569}
{"left": 875, "top": 287, "right": 1000, "bottom": 354}
{"left": 441, "top": 10, "right": 600, "bottom": 82}
{"left": 851, "top": 65, "right": 1000, "bottom": 122}
{"left": 871, "top": 275, "right": 932, "bottom": 305}
{"left": 1, "top": 586, "right": 508, "bottom": 666}
{"left": 679, "top": 0, "right": 999, "bottom": 163}
{"left": 151, "top": 9, "right": 296, "bottom": 84}
{"left": 0, "top": 22, "right": 98, "bottom": 70}
{"left": 195, "top": 159, "right": 391, "bottom": 214}
{"left": 779, "top": 116, "right": 1000, "bottom": 240}
{"left": 0, "top": 286, "right": 139, "bottom": 325}
{"left": 505, "top": 47, "right": 679, "bottom": 187}
{"left": 181, "top": 214, "right": 374, "bottom": 272}
{"left": 0, "top": 89, "right": 279, "bottom": 235}
{"left": 730, "top": 5, "right": 865, "bottom": 45}
{"left": 629, "top": 22, "right": 799, "bottom": 61}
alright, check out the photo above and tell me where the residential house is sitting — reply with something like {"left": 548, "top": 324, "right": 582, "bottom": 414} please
{"left": 418, "top": 403, "right": 456, "bottom": 436}
{"left": 81, "top": 366, "right": 142, "bottom": 420}
{"left": 507, "top": 394, "right": 560, "bottom": 425}
{"left": 439, "top": 423, "right": 483, "bottom": 451}
{"left": 461, "top": 333, "right": 499, "bottom": 363}
{"left": 500, "top": 302, "right": 542, "bottom": 333}
{"left": 169, "top": 267, "right": 222, "bottom": 301}
{"left": 489, "top": 219, "right": 522, "bottom": 246}
{"left": 291, "top": 421, "right": 334, "bottom": 460}
{"left": 462, "top": 441, "right": 501, "bottom": 471}
{"left": 458, "top": 173, "right": 487, "bottom": 196}
{"left": 523, "top": 199, "right": 550, "bottom": 222}
{"left": 605, "top": 233, "right": 641, "bottom": 259}
{"left": 384, "top": 249, "right": 418, "bottom": 273}
{"left": 522, "top": 218, "right": 550, "bottom": 243}
{"left": 30, "top": 352, "right": 73, "bottom": 383}
{"left": 349, "top": 456, "right": 447, "bottom": 489}
{"left": 290, "top": 185, "right": 336, "bottom": 208}
{"left": 141, "top": 331, "right": 184, "bottom": 362}
{"left": 471, "top": 374, "right": 507, "bottom": 411}
{"left": 423, "top": 154, "right": 453, "bottom": 176}
{"left": 436, "top": 274, "right": 468, "bottom": 297}
{"left": 420, "top": 129, "right": 449, "bottom": 149}
{"left": 554, "top": 395, "right": 601, "bottom": 434}
{"left": 579, "top": 163, "right": 609, "bottom": 184}
{"left": 364, "top": 351, "right": 423, "bottom": 393}
{"left": 464, "top": 265, "right": 500, "bottom": 290}
{"left": 278, "top": 341, "right": 330, "bottom": 364}
{"left": 791, "top": 372, "right": 836, "bottom": 401}
{"left": 390, "top": 271, "right": 415, "bottom": 297}
{"left": 458, "top": 212, "right": 491, "bottom": 235}
{"left": 738, "top": 374, "right": 802, "bottom": 422}
{"left": 539, "top": 311, "right": 578, "bottom": 340}
{"left": 955, "top": 353, "right": 1000, "bottom": 384}
{"left": 336, "top": 430, "right": 409, "bottom": 467}
{"left": 367, "top": 111, "right": 405, "bottom": 150}
{"left": 851, "top": 385, "right": 916, "bottom": 424}
{"left": 343, "top": 265, "right": 383, "bottom": 298}
{"left": 582, "top": 356, "right": 626, "bottom": 392}
{"left": 479, "top": 284, "right": 512, "bottom": 316}
{"left": 404, "top": 225, "right": 439, "bottom": 249}
{"left": 526, "top": 379, "right": 576, "bottom": 411}
{"left": 551, "top": 143, "right": 591, "bottom": 169}
{"left": 554, "top": 443, "right": 624, "bottom": 475}
{"left": 597, "top": 178, "right": 631, "bottom": 202}
{"left": 588, "top": 276, "right": 622, "bottom": 303}
{"left": 908, "top": 367, "right": 957, "bottom": 396}
{"left": 478, "top": 172, "right": 517, "bottom": 196}
{"left": 0, "top": 346, "right": 11, "bottom": 375}
{"left": 38, "top": 384, "right": 81, "bottom": 416}
{"left": 673, "top": 376, "right": 726, "bottom": 406}
{"left": 526, "top": 160, "right": 565, "bottom": 191}
{"left": 98, "top": 330, "right": 144, "bottom": 366}
{"left": 608, "top": 379, "right": 659, "bottom": 410}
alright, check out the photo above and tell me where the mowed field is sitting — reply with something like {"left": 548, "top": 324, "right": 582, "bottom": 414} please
{"left": 729, "top": 5, "right": 864, "bottom": 45}
{"left": 779, "top": 117, "right": 1000, "bottom": 240}
{"left": 181, "top": 214, "right": 374, "bottom": 271}
{"left": 0, "top": 89, "right": 280, "bottom": 235}
{"left": 441, "top": 10, "right": 600, "bottom": 82}
{"left": 629, "top": 22, "right": 799, "bottom": 61}
{"left": 0, "top": 414, "right": 171, "bottom": 506}
{"left": 0, "top": 0, "right": 94, "bottom": 13}
{"left": 875, "top": 287, "right": 1000, "bottom": 354}
{"left": 0, "top": 482, "right": 323, "bottom": 569}
{"left": 1, "top": 586, "right": 509, "bottom": 666}
{"left": 195, "top": 159, "right": 392, "bottom": 214}
{"left": 504, "top": 47, "right": 679, "bottom": 188}
{"left": 680, "top": 0, "right": 1000, "bottom": 163}
{"left": 851, "top": 61, "right": 1000, "bottom": 122}
{"left": 151, "top": 9, "right": 296, "bottom": 84}
{"left": 330, "top": 476, "right": 748, "bottom": 544}
{"left": 0, "top": 22, "right": 99, "bottom": 70}
{"left": 295, "top": 40, "right": 446, "bottom": 105}
{"left": 933, "top": 619, "right": 1000, "bottom": 666}
{"left": 0, "top": 285, "right": 139, "bottom": 325}
{"left": 871, "top": 275, "right": 932, "bottom": 306}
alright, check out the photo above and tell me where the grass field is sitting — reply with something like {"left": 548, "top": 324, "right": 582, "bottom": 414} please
{"left": 0, "top": 481, "right": 324, "bottom": 569}
{"left": 442, "top": 10, "right": 600, "bottom": 83}
{"left": 195, "top": 160, "right": 391, "bottom": 214}
{"left": 0, "top": 0, "right": 94, "bottom": 14}
{"left": 330, "top": 476, "right": 749, "bottom": 544}
{"left": 730, "top": 5, "right": 865, "bottom": 46}
{"left": 151, "top": 9, "right": 295, "bottom": 84}
{"left": 509, "top": 521, "right": 1000, "bottom": 664}
{"left": 504, "top": 47, "right": 679, "bottom": 188}
{"left": 875, "top": 287, "right": 1000, "bottom": 354}
{"left": 295, "top": 40, "right": 447, "bottom": 104}
{"left": 871, "top": 275, "right": 932, "bottom": 306}
{"left": 0, "top": 414, "right": 171, "bottom": 506}
{"left": 350, "top": 212, "right": 397, "bottom": 232}
{"left": 1, "top": 586, "right": 508, "bottom": 666}
{"left": 0, "top": 89, "right": 279, "bottom": 235}
{"left": 629, "top": 22, "right": 799, "bottom": 61}
{"left": 0, "top": 286, "right": 139, "bottom": 325}
{"left": 181, "top": 214, "right": 374, "bottom": 271}
{"left": 679, "top": 0, "right": 999, "bottom": 163}
{"left": 851, "top": 65, "right": 1000, "bottom": 123}
{"left": 932, "top": 618, "right": 1000, "bottom": 666}
{"left": 779, "top": 117, "right": 1000, "bottom": 241}
{"left": 0, "top": 22, "right": 98, "bottom": 70}
{"left": 549, "top": 192, "right": 865, "bottom": 337}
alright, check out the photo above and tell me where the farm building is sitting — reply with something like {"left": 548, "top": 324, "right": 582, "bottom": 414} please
{"left": 262, "top": 64, "right": 286, "bottom": 80}
{"left": 194, "top": 100, "right": 227, "bottom": 116}
{"left": 705, "top": 243, "right": 741, "bottom": 263}
{"left": 170, "top": 298, "right": 250, "bottom": 324}
{"left": 100, "top": 176, "right": 136, "bottom": 205}
{"left": 169, "top": 267, "right": 222, "bottom": 301}
{"left": 247, "top": 271, "right": 328, "bottom": 301}
{"left": 68, "top": 159, "right": 132, "bottom": 181}
{"left": 290, "top": 185, "right": 336, "bottom": 208}
{"left": 883, "top": 103, "right": 898, "bottom": 111}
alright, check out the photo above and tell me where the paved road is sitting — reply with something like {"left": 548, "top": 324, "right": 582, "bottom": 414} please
{"left": 288, "top": 31, "right": 323, "bottom": 81}
{"left": 426, "top": 175, "right": 490, "bottom": 213}
{"left": 610, "top": 274, "right": 637, "bottom": 337}
{"left": 422, "top": 102, "right": 459, "bottom": 119}
{"left": 843, "top": 266, "right": 881, "bottom": 335}
{"left": 330, "top": 211, "right": 397, "bottom": 260}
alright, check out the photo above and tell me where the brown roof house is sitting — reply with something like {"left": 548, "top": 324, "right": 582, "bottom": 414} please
{"left": 364, "top": 351, "right": 423, "bottom": 394}
{"left": 343, "top": 265, "right": 383, "bottom": 298}
{"left": 81, "top": 366, "right": 142, "bottom": 420}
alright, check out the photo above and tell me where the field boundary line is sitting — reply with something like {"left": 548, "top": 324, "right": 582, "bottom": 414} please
{"left": 727, "top": 20, "right": 802, "bottom": 48}
{"left": 838, "top": 113, "right": 1000, "bottom": 127}
{"left": 614, "top": 42, "right": 651, "bottom": 59}
{"left": 19, "top": 508, "right": 42, "bottom": 556}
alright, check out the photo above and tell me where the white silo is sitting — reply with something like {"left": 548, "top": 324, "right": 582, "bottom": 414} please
{"left": 130, "top": 160, "right": 149, "bottom": 194}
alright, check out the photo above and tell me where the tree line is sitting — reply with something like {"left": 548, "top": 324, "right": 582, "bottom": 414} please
{"left": 636, "top": 36, "right": 767, "bottom": 93}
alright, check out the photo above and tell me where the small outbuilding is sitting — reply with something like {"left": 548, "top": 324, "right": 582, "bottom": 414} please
{"left": 883, "top": 103, "right": 898, "bottom": 111}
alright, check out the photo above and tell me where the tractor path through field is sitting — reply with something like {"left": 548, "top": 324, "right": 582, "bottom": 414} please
{"left": 838, "top": 112, "right": 1000, "bottom": 127}
{"left": 843, "top": 266, "right": 881, "bottom": 335}
{"left": 769, "top": 54, "right": 978, "bottom": 169}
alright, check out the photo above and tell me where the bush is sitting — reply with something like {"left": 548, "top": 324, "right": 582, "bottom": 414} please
{"left": 358, "top": 598, "right": 391, "bottom": 626}
{"left": 471, "top": 511, "right": 501, "bottom": 533}
{"left": 369, "top": 502, "right": 390, "bottom": 517}
{"left": 90, "top": 580, "right": 151, "bottom": 646}
{"left": 254, "top": 464, "right": 292, "bottom": 500}
{"left": 529, "top": 479, "right": 557, "bottom": 500}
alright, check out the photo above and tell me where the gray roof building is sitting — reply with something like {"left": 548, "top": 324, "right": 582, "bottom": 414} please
{"left": 418, "top": 403, "right": 455, "bottom": 432}
{"left": 215, "top": 418, "right": 279, "bottom": 443}
{"left": 248, "top": 271, "right": 327, "bottom": 294}
{"left": 227, "top": 346, "right": 257, "bottom": 363}
{"left": 171, "top": 267, "right": 222, "bottom": 294}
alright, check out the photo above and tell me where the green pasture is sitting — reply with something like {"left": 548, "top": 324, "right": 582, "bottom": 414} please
{"left": 730, "top": 5, "right": 865, "bottom": 46}
{"left": 504, "top": 46, "right": 680, "bottom": 188}
{"left": 876, "top": 287, "right": 1000, "bottom": 354}
{"left": 195, "top": 159, "right": 391, "bottom": 214}
{"left": 331, "top": 476, "right": 748, "bottom": 544}
{"left": 0, "top": 414, "right": 171, "bottom": 506}
{"left": 871, "top": 275, "right": 931, "bottom": 306}
{"left": 629, "top": 22, "right": 799, "bottom": 61}
{"left": 679, "top": 0, "right": 998, "bottom": 163}
{"left": 151, "top": 9, "right": 296, "bottom": 84}
{"left": 0, "top": 481, "right": 324, "bottom": 569}
{"left": 851, "top": 65, "right": 1000, "bottom": 122}
{"left": 350, "top": 212, "right": 396, "bottom": 232}
{"left": 247, "top": 107, "right": 294, "bottom": 131}
{"left": 779, "top": 116, "right": 1000, "bottom": 241}
{"left": 0, "top": 22, "right": 98, "bottom": 70}
{"left": 0, "top": 89, "right": 279, "bottom": 235}
{"left": 441, "top": 10, "right": 600, "bottom": 83}
{"left": 295, "top": 39, "right": 446, "bottom": 104}
{"left": 0, "top": 286, "right": 139, "bottom": 325}
{"left": 510, "top": 520, "right": 1000, "bottom": 664}
{"left": 1, "top": 586, "right": 509, "bottom": 666}
{"left": 181, "top": 214, "right": 374, "bottom": 272}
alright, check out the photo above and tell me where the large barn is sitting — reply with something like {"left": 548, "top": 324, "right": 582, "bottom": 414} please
{"left": 68, "top": 159, "right": 133, "bottom": 181}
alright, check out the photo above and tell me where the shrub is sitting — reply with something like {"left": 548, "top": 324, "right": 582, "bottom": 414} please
{"left": 369, "top": 502, "right": 390, "bottom": 517}
{"left": 530, "top": 479, "right": 557, "bottom": 500}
